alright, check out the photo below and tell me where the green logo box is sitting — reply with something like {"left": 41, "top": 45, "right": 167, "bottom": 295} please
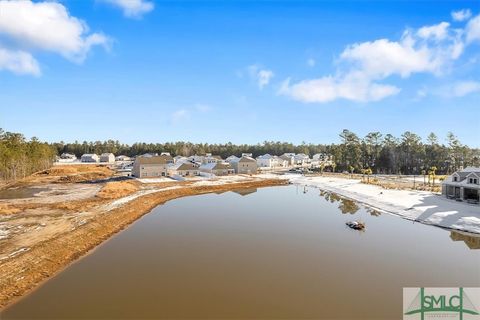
{"left": 404, "top": 287, "right": 480, "bottom": 320}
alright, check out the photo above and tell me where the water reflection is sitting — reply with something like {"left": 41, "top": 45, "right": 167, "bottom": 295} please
{"left": 231, "top": 188, "right": 257, "bottom": 196}
{"left": 450, "top": 231, "right": 480, "bottom": 249}
{"left": 319, "top": 190, "right": 360, "bottom": 214}
{"left": 368, "top": 208, "right": 382, "bottom": 217}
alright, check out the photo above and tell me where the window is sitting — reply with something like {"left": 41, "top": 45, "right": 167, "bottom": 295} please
{"left": 453, "top": 176, "right": 458, "bottom": 182}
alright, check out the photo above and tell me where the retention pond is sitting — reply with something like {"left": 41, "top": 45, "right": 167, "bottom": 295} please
{"left": 2, "top": 185, "right": 479, "bottom": 319}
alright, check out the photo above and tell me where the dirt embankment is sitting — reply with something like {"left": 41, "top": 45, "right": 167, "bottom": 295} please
{"left": 11, "top": 165, "right": 115, "bottom": 186}
{"left": 96, "top": 181, "right": 140, "bottom": 199}
{"left": 0, "top": 178, "right": 287, "bottom": 309}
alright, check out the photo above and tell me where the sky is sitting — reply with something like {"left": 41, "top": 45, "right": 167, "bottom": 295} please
{"left": 0, "top": 0, "right": 479, "bottom": 146}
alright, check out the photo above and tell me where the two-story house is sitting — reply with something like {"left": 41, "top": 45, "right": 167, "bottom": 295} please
{"left": 442, "top": 167, "right": 480, "bottom": 204}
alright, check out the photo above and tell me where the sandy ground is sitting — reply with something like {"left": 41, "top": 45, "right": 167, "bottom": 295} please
{"left": 286, "top": 174, "right": 480, "bottom": 234}
{"left": 0, "top": 168, "right": 287, "bottom": 309}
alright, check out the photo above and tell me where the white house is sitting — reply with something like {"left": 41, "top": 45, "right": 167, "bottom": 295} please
{"left": 294, "top": 153, "right": 310, "bottom": 166}
{"left": 202, "top": 154, "right": 223, "bottom": 164}
{"left": 168, "top": 162, "right": 199, "bottom": 177}
{"left": 256, "top": 154, "right": 275, "bottom": 168}
{"left": 442, "top": 167, "right": 480, "bottom": 204}
{"left": 279, "top": 153, "right": 295, "bottom": 166}
{"left": 199, "top": 162, "right": 234, "bottom": 176}
{"left": 174, "top": 155, "right": 187, "bottom": 163}
{"left": 100, "top": 153, "right": 115, "bottom": 163}
{"left": 273, "top": 156, "right": 289, "bottom": 167}
{"left": 312, "top": 153, "right": 334, "bottom": 167}
{"left": 226, "top": 155, "right": 239, "bottom": 162}
{"left": 115, "top": 155, "right": 131, "bottom": 161}
{"left": 81, "top": 154, "right": 99, "bottom": 163}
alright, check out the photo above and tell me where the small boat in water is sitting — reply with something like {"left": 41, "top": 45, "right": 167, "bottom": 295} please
{"left": 346, "top": 221, "right": 365, "bottom": 230}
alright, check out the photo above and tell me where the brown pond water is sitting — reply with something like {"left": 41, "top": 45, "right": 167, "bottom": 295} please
{"left": 2, "top": 185, "right": 480, "bottom": 319}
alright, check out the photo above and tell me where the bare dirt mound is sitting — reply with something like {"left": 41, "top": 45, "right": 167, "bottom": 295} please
{"left": 35, "top": 165, "right": 114, "bottom": 183}
{"left": 96, "top": 181, "right": 139, "bottom": 200}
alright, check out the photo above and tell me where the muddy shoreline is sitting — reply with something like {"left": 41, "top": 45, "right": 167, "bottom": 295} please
{"left": 0, "top": 178, "right": 287, "bottom": 309}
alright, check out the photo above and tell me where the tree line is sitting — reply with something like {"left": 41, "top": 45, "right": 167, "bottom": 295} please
{"left": 53, "top": 130, "right": 479, "bottom": 175}
{"left": 0, "top": 129, "right": 56, "bottom": 181}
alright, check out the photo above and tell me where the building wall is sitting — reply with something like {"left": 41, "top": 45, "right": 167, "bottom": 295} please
{"left": 234, "top": 161, "right": 257, "bottom": 174}
{"left": 177, "top": 169, "right": 199, "bottom": 176}
{"left": 132, "top": 163, "right": 168, "bottom": 178}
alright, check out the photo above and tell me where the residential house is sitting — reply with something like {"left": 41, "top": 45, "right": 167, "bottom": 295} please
{"left": 280, "top": 153, "right": 295, "bottom": 166}
{"left": 312, "top": 153, "right": 334, "bottom": 167}
{"left": 230, "top": 156, "right": 258, "bottom": 174}
{"left": 203, "top": 154, "right": 223, "bottom": 164}
{"left": 256, "top": 154, "right": 275, "bottom": 168}
{"left": 174, "top": 155, "right": 187, "bottom": 163}
{"left": 226, "top": 155, "right": 239, "bottom": 162}
{"left": 81, "top": 154, "right": 99, "bottom": 163}
{"left": 60, "top": 153, "right": 77, "bottom": 160}
{"left": 294, "top": 153, "right": 310, "bottom": 166}
{"left": 132, "top": 156, "right": 169, "bottom": 178}
{"left": 159, "top": 153, "right": 174, "bottom": 164}
{"left": 100, "top": 153, "right": 115, "bottom": 163}
{"left": 141, "top": 153, "right": 158, "bottom": 158}
{"left": 442, "top": 167, "right": 480, "bottom": 204}
{"left": 168, "top": 162, "right": 199, "bottom": 177}
{"left": 115, "top": 155, "right": 131, "bottom": 161}
{"left": 273, "top": 156, "right": 289, "bottom": 167}
{"left": 199, "top": 162, "right": 234, "bottom": 176}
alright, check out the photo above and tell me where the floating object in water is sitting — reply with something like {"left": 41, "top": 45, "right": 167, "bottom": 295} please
{"left": 346, "top": 221, "right": 365, "bottom": 230}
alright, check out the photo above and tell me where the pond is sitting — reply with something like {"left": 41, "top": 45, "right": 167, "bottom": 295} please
{"left": 0, "top": 187, "right": 49, "bottom": 200}
{"left": 2, "top": 185, "right": 479, "bottom": 319}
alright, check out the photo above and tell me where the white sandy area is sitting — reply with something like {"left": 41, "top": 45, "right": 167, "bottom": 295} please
{"left": 103, "top": 186, "right": 182, "bottom": 211}
{"left": 287, "top": 174, "right": 480, "bottom": 234}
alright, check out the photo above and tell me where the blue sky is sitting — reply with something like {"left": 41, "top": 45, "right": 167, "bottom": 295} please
{"left": 0, "top": 0, "right": 479, "bottom": 146}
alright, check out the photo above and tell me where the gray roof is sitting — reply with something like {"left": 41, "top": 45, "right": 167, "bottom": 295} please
{"left": 238, "top": 156, "right": 256, "bottom": 163}
{"left": 176, "top": 163, "right": 196, "bottom": 171}
{"left": 136, "top": 156, "right": 167, "bottom": 165}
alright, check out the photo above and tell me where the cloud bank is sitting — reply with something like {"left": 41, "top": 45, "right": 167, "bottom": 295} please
{"left": 0, "top": 0, "right": 109, "bottom": 76}
{"left": 280, "top": 11, "right": 480, "bottom": 103}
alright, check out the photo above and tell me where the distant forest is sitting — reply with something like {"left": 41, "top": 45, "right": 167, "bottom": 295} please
{"left": 0, "top": 128, "right": 479, "bottom": 181}
{"left": 0, "top": 129, "right": 56, "bottom": 181}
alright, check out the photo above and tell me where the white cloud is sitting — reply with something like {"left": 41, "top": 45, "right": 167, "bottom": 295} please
{"left": 280, "top": 18, "right": 472, "bottom": 104}
{"left": 466, "top": 13, "right": 480, "bottom": 43}
{"left": 171, "top": 109, "right": 190, "bottom": 123}
{"left": 452, "top": 9, "right": 472, "bottom": 22}
{"left": 247, "top": 65, "right": 274, "bottom": 89}
{"left": 452, "top": 81, "right": 480, "bottom": 96}
{"left": 0, "top": 48, "right": 40, "bottom": 76}
{"left": 102, "top": 0, "right": 154, "bottom": 18}
{"left": 279, "top": 74, "right": 400, "bottom": 103}
{"left": 307, "top": 58, "right": 316, "bottom": 67}
{"left": 0, "top": 1, "right": 109, "bottom": 63}
{"left": 194, "top": 104, "right": 212, "bottom": 112}
{"left": 417, "top": 22, "right": 450, "bottom": 41}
